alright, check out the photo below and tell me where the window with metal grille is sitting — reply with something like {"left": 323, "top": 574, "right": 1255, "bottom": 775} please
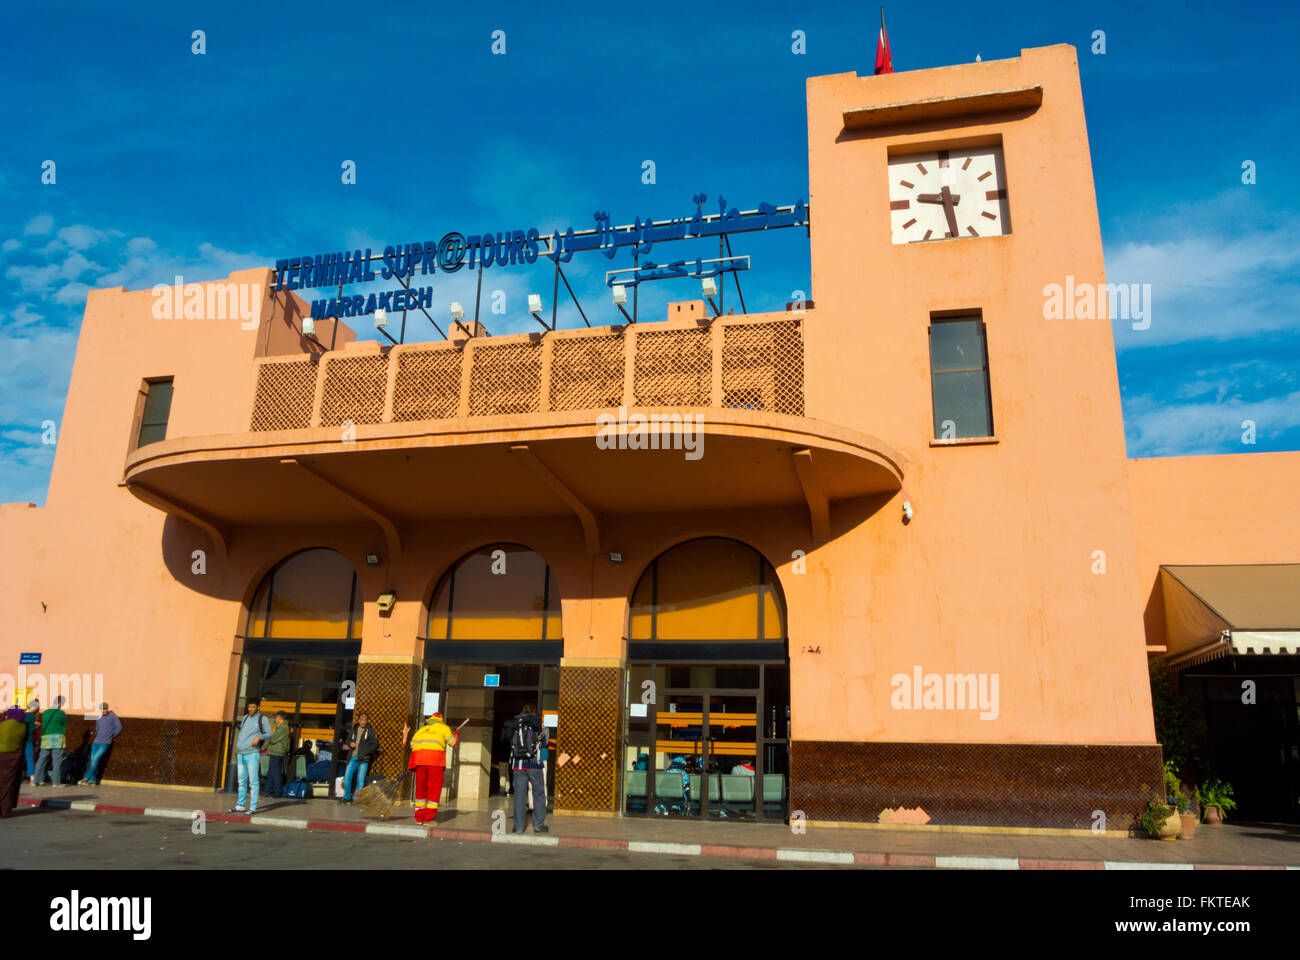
{"left": 137, "top": 378, "right": 174, "bottom": 447}
{"left": 929, "top": 316, "right": 993, "bottom": 440}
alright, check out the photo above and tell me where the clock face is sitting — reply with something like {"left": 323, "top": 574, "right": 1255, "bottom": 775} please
{"left": 888, "top": 146, "right": 1010, "bottom": 244}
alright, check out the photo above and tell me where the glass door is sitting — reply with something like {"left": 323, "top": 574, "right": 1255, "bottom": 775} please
{"left": 624, "top": 663, "right": 790, "bottom": 821}
{"left": 705, "top": 695, "right": 758, "bottom": 820}
{"left": 425, "top": 662, "right": 560, "bottom": 808}
{"left": 233, "top": 656, "right": 354, "bottom": 794}
{"left": 653, "top": 694, "right": 704, "bottom": 816}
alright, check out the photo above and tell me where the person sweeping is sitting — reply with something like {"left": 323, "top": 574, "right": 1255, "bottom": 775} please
{"left": 402, "top": 712, "right": 460, "bottom": 823}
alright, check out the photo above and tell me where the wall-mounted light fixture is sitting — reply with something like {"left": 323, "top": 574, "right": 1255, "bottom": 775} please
{"left": 608, "top": 551, "right": 624, "bottom": 563}
{"left": 364, "top": 553, "right": 381, "bottom": 566}
{"left": 377, "top": 591, "right": 397, "bottom": 613}
{"left": 527, "top": 293, "right": 549, "bottom": 331}
{"left": 611, "top": 285, "right": 632, "bottom": 324}
{"left": 702, "top": 277, "right": 720, "bottom": 317}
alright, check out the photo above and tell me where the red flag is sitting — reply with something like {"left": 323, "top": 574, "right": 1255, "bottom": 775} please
{"left": 875, "top": 15, "right": 893, "bottom": 74}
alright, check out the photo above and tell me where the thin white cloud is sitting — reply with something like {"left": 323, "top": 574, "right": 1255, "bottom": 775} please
{"left": 6, "top": 305, "right": 43, "bottom": 329}
{"left": 56, "top": 224, "right": 106, "bottom": 250}
{"left": 23, "top": 214, "right": 53, "bottom": 236}
{"left": 1125, "top": 389, "right": 1300, "bottom": 457}
{"left": 5, "top": 262, "right": 60, "bottom": 295}
{"left": 1106, "top": 191, "right": 1297, "bottom": 349}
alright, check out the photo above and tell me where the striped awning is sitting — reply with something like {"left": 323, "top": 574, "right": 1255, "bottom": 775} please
{"left": 1161, "top": 564, "right": 1300, "bottom": 668}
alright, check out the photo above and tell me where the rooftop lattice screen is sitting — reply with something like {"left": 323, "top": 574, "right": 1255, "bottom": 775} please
{"left": 249, "top": 315, "right": 805, "bottom": 431}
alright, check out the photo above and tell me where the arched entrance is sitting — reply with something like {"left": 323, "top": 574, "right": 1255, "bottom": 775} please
{"left": 622, "top": 537, "right": 790, "bottom": 821}
{"left": 231, "top": 548, "right": 362, "bottom": 794}
{"left": 420, "top": 543, "right": 562, "bottom": 807}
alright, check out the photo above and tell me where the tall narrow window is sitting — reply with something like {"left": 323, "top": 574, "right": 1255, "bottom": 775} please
{"left": 929, "top": 316, "right": 992, "bottom": 439}
{"left": 137, "top": 378, "right": 174, "bottom": 447}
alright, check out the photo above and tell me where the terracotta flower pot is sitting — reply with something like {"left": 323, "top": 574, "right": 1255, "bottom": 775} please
{"left": 1158, "top": 806, "right": 1181, "bottom": 840}
{"left": 1179, "top": 812, "right": 1197, "bottom": 839}
{"left": 1204, "top": 805, "right": 1223, "bottom": 825}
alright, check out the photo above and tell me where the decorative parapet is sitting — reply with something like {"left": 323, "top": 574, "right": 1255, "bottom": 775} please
{"left": 249, "top": 314, "right": 806, "bottom": 431}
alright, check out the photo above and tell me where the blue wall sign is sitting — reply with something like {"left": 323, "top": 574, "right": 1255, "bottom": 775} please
{"left": 278, "top": 194, "right": 809, "bottom": 310}
{"left": 19, "top": 653, "right": 40, "bottom": 665}
{"left": 484, "top": 674, "right": 500, "bottom": 688}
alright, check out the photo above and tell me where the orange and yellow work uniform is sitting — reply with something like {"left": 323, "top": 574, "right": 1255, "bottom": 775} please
{"left": 408, "top": 714, "right": 459, "bottom": 823}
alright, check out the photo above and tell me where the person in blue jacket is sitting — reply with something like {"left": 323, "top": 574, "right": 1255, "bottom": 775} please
{"left": 79, "top": 703, "right": 122, "bottom": 786}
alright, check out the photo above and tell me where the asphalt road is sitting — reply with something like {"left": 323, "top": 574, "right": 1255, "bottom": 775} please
{"left": 0, "top": 807, "right": 856, "bottom": 870}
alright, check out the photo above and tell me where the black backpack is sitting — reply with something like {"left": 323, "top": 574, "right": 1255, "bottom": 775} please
{"left": 509, "top": 716, "right": 541, "bottom": 763}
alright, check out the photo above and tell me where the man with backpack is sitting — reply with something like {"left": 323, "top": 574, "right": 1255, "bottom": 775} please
{"left": 502, "top": 704, "right": 548, "bottom": 834}
{"left": 229, "top": 699, "right": 272, "bottom": 814}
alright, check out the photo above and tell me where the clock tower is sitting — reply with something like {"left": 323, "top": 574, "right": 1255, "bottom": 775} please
{"left": 790, "top": 46, "right": 1161, "bottom": 827}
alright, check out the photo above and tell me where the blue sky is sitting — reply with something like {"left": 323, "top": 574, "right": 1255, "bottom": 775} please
{"left": 2, "top": 0, "right": 1297, "bottom": 504}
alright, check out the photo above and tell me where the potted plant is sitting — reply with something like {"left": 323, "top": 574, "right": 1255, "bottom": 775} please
{"left": 1139, "top": 798, "right": 1181, "bottom": 840}
{"left": 1176, "top": 793, "right": 1196, "bottom": 839}
{"left": 1197, "top": 779, "right": 1237, "bottom": 825}
{"left": 1164, "top": 761, "right": 1196, "bottom": 839}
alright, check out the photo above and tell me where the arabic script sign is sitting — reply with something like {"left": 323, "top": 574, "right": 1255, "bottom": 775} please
{"left": 274, "top": 194, "right": 808, "bottom": 296}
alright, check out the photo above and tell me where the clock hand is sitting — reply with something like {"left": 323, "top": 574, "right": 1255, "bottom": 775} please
{"left": 915, "top": 193, "right": 960, "bottom": 204}
{"left": 939, "top": 185, "right": 959, "bottom": 238}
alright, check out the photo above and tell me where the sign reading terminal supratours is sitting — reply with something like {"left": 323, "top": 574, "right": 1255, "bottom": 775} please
{"left": 275, "top": 195, "right": 809, "bottom": 321}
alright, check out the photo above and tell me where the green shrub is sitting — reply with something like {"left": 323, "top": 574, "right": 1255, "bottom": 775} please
{"left": 1163, "top": 760, "right": 1189, "bottom": 813}
{"left": 1149, "top": 659, "right": 1197, "bottom": 770}
{"left": 1139, "top": 798, "right": 1173, "bottom": 838}
{"left": 1196, "top": 779, "right": 1238, "bottom": 820}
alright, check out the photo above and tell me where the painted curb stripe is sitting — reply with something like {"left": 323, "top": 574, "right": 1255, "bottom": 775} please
{"left": 701, "top": 844, "right": 777, "bottom": 860}
{"left": 1019, "top": 858, "right": 1104, "bottom": 870}
{"left": 776, "top": 848, "right": 854, "bottom": 864}
{"left": 856, "top": 851, "right": 942, "bottom": 867}
{"left": 560, "top": 836, "right": 628, "bottom": 850}
{"left": 492, "top": 833, "right": 560, "bottom": 847}
{"left": 935, "top": 855, "right": 1019, "bottom": 870}
{"left": 427, "top": 829, "right": 493, "bottom": 843}
{"left": 1104, "top": 861, "right": 1195, "bottom": 870}
{"left": 884, "top": 854, "right": 936, "bottom": 867}
{"left": 628, "top": 841, "right": 703, "bottom": 856}
{"left": 307, "top": 820, "right": 367, "bottom": 833}
{"left": 20, "top": 801, "right": 1298, "bottom": 870}
{"left": 250, "top": 815, "right": 308, "bottom": 829}
{"left": 365, "top": 823, "right": 428, "bottom": 838}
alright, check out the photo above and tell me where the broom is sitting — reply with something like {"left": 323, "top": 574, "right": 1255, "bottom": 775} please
{"left": 354, "top": 718, "right": 469, "bottom": 819}
{"left": 353, "top": 770, "right": 410, "bottom": 819}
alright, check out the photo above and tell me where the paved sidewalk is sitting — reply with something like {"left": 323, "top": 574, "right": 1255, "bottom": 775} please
{"left": 15, "top": 782, "right": 1300, "bottom": 869}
